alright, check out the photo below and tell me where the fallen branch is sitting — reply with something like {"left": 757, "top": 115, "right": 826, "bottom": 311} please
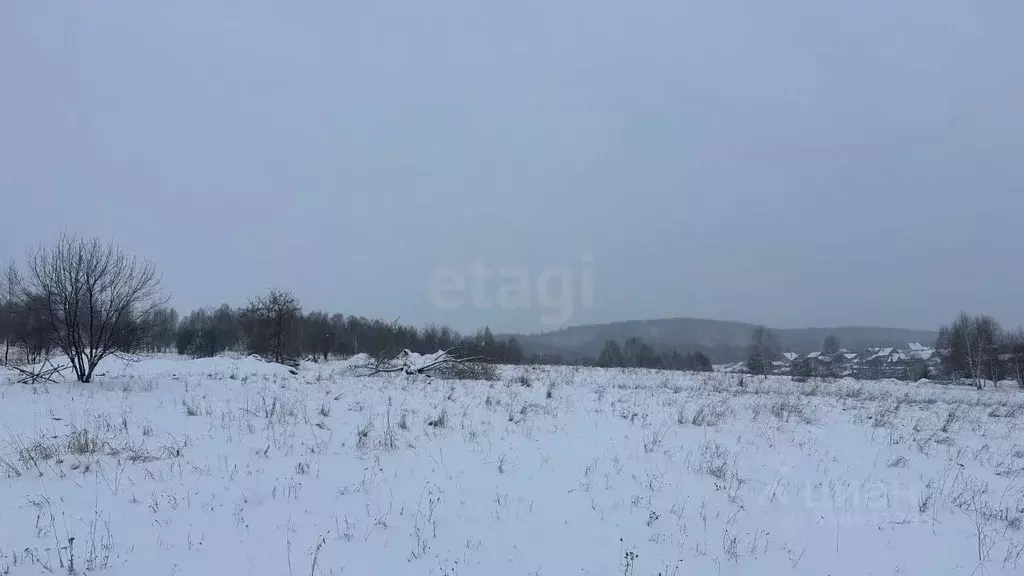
{"left": 10, "top": 358, "right": 70, "bottom": 385}
{"left": 358, "top": 347, "right": 494, "bottom": 380}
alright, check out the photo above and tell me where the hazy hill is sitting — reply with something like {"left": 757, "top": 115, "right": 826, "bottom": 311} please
{"left": 505, "top": 318, "right": 938, "bottom": 363}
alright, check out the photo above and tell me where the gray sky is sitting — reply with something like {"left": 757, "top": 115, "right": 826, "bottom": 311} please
{"left": 2, "top": 1, "right": 1022, "bottom": 335}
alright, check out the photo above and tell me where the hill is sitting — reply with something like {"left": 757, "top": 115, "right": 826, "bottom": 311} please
{"left": 505, "top": 317, "right": 938, "bottom": 363}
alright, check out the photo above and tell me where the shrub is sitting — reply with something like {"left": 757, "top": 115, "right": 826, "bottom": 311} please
{"left": 437, "top": 361, "right": 498, "bottom": 381}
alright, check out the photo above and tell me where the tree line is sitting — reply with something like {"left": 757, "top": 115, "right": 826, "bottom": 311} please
{"left": 596, "top": 338, "right": 712, "bottom": 371}
{"left": 0, "top": 235, "right": 543, "bottom": 381}
{"left": 0, "top": 235, "right": 729, "bottom": 381}
{"left": 3, "top": 234, "right": 1022, "bottom": 387}
{"left": 172, "top": 291, "right": 527, "bottom": 366}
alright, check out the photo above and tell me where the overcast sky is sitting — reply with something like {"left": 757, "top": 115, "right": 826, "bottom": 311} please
{"left": 2, "top": 1, "right": 1022, "bottom": 334}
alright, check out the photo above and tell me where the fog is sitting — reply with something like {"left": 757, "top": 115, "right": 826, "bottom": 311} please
{"left": 2, "top": 1, "right": 1022, "bottom": 334}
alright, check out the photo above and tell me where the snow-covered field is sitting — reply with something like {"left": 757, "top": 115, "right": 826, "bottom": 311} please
{"left": 2, "top": 356, "right": 1023, "bottom": 575}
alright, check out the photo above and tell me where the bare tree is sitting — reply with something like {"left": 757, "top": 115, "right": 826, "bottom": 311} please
{"left": 822, "top": 334, "right": 840, "bottom": 356}
{"left": 24, "top": 234, "right": 166, "bottom": 383}
{"left": 241, "top": 289, "right": 302, "bottom": 363}
{"left": 747, "top": 325, "right": 781, "bottom": 376}
{"left": 936, "top": 312, "right": 1004, "bottom": 388}
{"left": 419, "top": 323, "right": 461, "bottom": 355}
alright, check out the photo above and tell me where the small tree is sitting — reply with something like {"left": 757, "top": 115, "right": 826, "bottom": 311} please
{"left": 242, "top": 289, "right": 302, "bottom": 363}
{"left": 419, "top": 323, "right": 460, "bottom": 355}
{"left": 822, "top": 334, "right": 840, "bottom": 356}
{"left": 747, "top": 325, "right": 781, "bottom": 376}
{"left": 24, "top": 234, "right": 166, "bottom": 383}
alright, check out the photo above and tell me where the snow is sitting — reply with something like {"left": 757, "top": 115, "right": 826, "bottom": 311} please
{"left": 2, "top": 355, "right": 1024, "bottom": 575}
{"left": 904, "top": 347, "right": 936, "bottom": 360}
{"left": 783, "top": 353, "right": 798, "bottom": 361}
{"left": 388, "top": 349, "right": 455, "bottom": 374}
{"left": 870, "top": 347, "right": 895, "bottom": 360}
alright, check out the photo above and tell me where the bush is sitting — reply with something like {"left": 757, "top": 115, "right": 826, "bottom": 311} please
{"left": 437, "top": 360, "right": 499, "bottom": 381}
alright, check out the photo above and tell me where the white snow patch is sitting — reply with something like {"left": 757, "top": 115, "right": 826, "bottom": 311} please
{"left": 1, "top": 356, "right": 1022, "bottom": 575}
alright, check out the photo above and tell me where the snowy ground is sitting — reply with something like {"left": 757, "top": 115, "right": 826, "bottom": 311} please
{"left": 2, "top": 356, "right": 1023, "bottom": 575}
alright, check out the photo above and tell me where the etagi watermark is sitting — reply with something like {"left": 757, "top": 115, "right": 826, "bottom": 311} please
{"left": 427, "top": 254, "right": 594, "bottom": 326}
{"left": 758, "top": 456, "right": 926, "bottom": 527}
